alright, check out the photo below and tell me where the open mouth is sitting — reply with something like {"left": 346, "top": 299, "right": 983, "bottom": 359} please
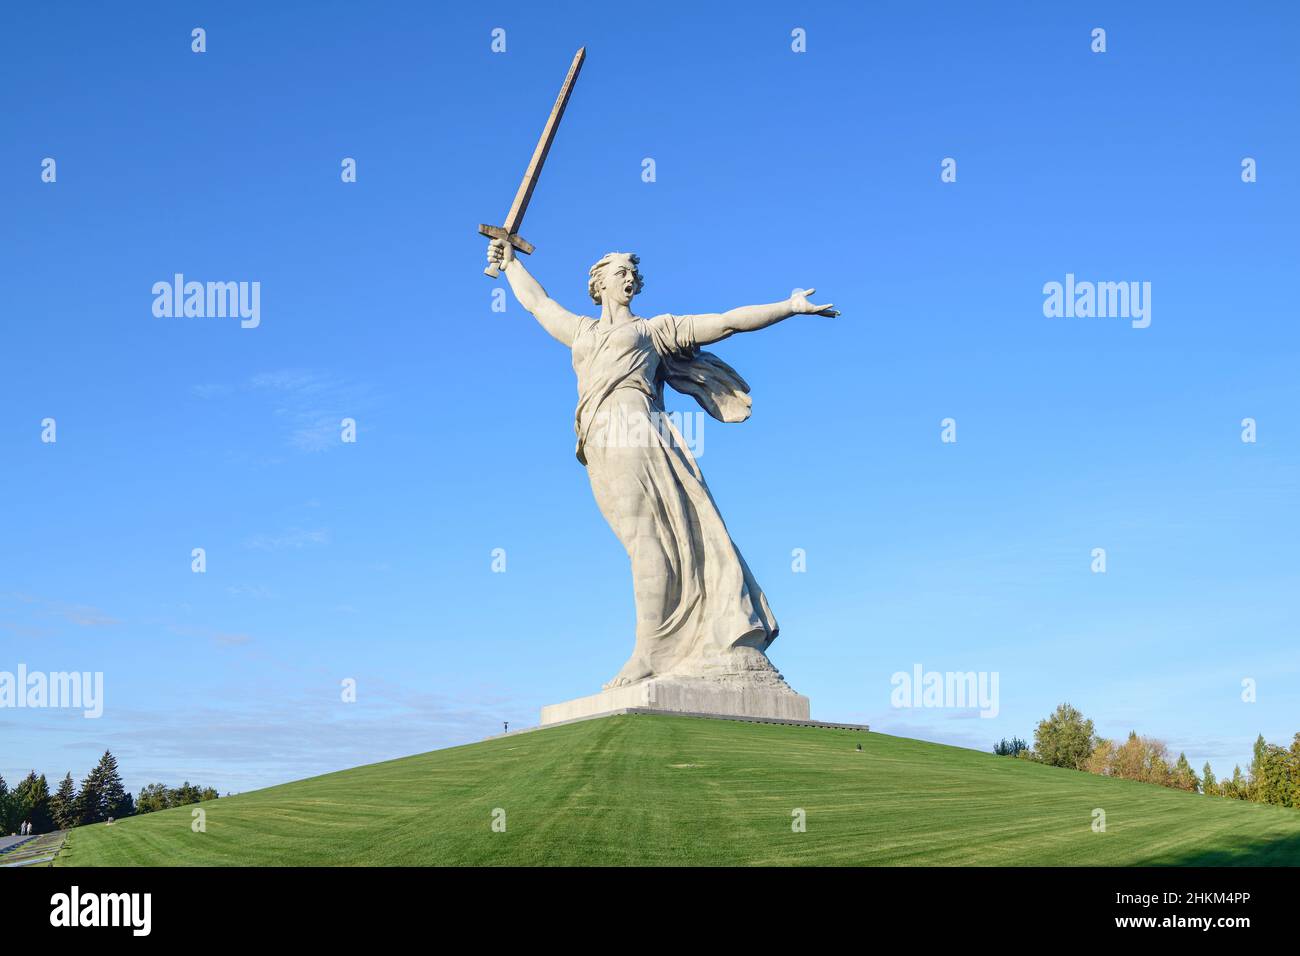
{"left": 623, "top": 283, "right": 634, "bottom": 297}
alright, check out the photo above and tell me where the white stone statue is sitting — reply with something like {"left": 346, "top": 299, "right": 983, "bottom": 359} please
{"left": 488, "top": 239, "right": 837, "bottom": 697}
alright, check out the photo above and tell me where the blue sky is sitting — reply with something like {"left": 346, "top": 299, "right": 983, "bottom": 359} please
{"left": 2, "top": 2, "right": 1297, "bottom": 794}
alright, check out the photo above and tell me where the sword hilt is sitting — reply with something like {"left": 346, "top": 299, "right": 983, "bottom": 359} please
{"left": 479, "top": 224, "right": 536, "bottom": 278}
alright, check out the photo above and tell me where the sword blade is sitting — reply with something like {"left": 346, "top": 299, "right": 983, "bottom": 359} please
{"left": 501, "top": 47, "right": 585, "bottom": 236}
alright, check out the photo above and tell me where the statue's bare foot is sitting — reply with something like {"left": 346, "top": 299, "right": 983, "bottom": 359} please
{"left": 603, "top": 654, "right": 653, "bottom": 690}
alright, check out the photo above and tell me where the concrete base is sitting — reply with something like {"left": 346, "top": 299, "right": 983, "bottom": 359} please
{"left": 541, "top": 676, "right": 811, "bottom": 725}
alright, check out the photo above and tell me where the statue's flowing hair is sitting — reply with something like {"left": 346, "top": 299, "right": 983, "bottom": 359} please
{"left": 588, "top": 252, "right": 645, "bottom": 304}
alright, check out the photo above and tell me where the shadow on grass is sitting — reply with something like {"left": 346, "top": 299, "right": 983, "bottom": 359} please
{"left": 1146, "top": 829, "right": 1300, "bottom": 866}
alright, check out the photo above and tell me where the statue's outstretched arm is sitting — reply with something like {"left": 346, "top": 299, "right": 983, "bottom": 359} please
{"left": 487, "top": 239, "right": 582, "bottom": 346}
{"left": 686, "top": 288, "right": 838, "bottom": 346}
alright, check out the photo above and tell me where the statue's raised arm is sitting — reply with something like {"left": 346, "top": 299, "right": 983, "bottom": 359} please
{"left": 488, "top": 238, "right": 582, "bottom": 346}
{"left": 684, "top": 288, "right": 839, "bottom": 346}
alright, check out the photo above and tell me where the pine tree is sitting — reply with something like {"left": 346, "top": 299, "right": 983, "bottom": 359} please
{"left": 1202, "top": 763, "right": 1219, "bottom": 797}
{"left": 50, "top": 773, "right": 78, "bottom": 830}
{"left": 1248, "top": 739, "right": 1299, "bottom": 808}
{"left": 100, "top": 751, "right": 125, "bottom": 818}
{"left": 77, "top": 766, "right": 102, "bottom": 824}
{"left": 1249, "top": 734, "right": 1267, "bottom": 802}
{"left": 0, "top": 774, "right": 15, "bottom": 834}
{"left": 1229, "top": 765, "right": 1247, "bottom": 800}
{"left": 80, "top": 750, "right": 129, "bottom": 823}
{"left": 14, "top": 771, "right": 53, "bottom": 833}
{"left": 1172, "top": 753, "right": 1198, "bottom": 792}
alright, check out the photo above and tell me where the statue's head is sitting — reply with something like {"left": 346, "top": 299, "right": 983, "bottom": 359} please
{"left": 588, "top": 252, "right": 644, "bottom": 308}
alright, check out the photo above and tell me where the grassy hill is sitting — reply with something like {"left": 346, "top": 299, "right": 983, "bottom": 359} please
{"left": 55, "top": 714, "right": 1300, "bottom": 866}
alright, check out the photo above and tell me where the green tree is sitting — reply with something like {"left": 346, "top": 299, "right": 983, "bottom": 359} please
{"left": 1227, "top": 765, "right": 1247, "bottom": 800}
{"left": 49, "top": 773, "right": 79, "bottom": 830}
{"left": 135, "top": 781, "right": 220, "bottom": 815}
{"left": 1249, "top": 739, "right": 1298, "bottom": 808}
{"left": 14, "top": 771, "right": 53, "bottom": 833}
{"left": 87, "top": 750, "right": 131, "bottom": 821}
{"left": 1249, "top": 734, "right": 1268, "bottom": 802}
{"left": 76, "top": 765, "right": 101, "bottom": 825}
{"left": 0, "top": 774, "right": 16, "bottom": 834}
{"left": 135, "top": 783, "right": 171, "bottom": 814}
{"left": 1202, "top": 763, "right": 1219, "bottom": 797}
{"left": 76, "top": 750, "right": 131, "bottom": 824}
{"left": 1033, "top": 703, "right": 1097, "bottom": 770}
{"left": 175, "top": 781, "right": 201, "bottom": 805}
{"left": 1172, "top": 753, "right": 1199, "bottom": 792}
{"left": 1291, "top": 734, "right": 1300, "bottom": 808}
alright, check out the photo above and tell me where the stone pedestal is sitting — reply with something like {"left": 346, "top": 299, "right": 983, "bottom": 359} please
{"left": 541, "top": 676, "right": 810, "bottom": 725}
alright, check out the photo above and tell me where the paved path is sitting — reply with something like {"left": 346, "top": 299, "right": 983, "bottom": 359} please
{"left": 0, "top": 834, "right": 35, "bottom": 853}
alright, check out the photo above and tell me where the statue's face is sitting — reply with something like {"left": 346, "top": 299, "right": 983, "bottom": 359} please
{"left": 599, "top": 255, "right": 638, "bottom": 308}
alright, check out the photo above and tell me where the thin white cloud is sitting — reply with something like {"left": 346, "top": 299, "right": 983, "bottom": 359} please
{"left": 226, "top": 584, "right": 275, "bottom": 599}
{"left": 191, "top": 368, "right": 378, "bottom": 453}
{"left": 0, "top": 593, "right": 122, "bottom": 628}
{"left": 244, "top": 529, "right": 330, "bottom": 551}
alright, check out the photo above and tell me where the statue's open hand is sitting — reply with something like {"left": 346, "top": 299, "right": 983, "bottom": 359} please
{"left": 487, "top": 238, "right": 514, "bottom": 270}
{"left": 790, "top": 287, "right": 839, "bottom": 317}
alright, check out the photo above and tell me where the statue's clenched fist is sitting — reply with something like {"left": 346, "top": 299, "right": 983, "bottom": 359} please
{"left": 487, "top": 238, "right": 515, "bottom": 271}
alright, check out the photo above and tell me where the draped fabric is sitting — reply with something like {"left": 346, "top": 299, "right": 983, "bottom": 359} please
{"left": 571, "top": 313, "right": 778, "bottom": 683}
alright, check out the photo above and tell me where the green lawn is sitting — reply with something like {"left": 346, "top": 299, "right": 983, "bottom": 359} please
{"left": 56, "top": 714, "right": 1300, "bottom": 866}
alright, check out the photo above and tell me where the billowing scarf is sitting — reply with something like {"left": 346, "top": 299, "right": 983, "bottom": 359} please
{"left": 657, "top": 350, "right": 752, "bottom": 424}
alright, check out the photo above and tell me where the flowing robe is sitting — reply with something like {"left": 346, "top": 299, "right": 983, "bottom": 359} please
{"left": 571, "top": 313, "right": 778, "bottom": 680}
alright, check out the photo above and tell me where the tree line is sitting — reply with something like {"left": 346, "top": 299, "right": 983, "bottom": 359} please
{"left": 995, "top": 703, "right": 1300, "bottom": 808}
{"left": 0, "top": 750, "right": 220, "bottom": 834}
